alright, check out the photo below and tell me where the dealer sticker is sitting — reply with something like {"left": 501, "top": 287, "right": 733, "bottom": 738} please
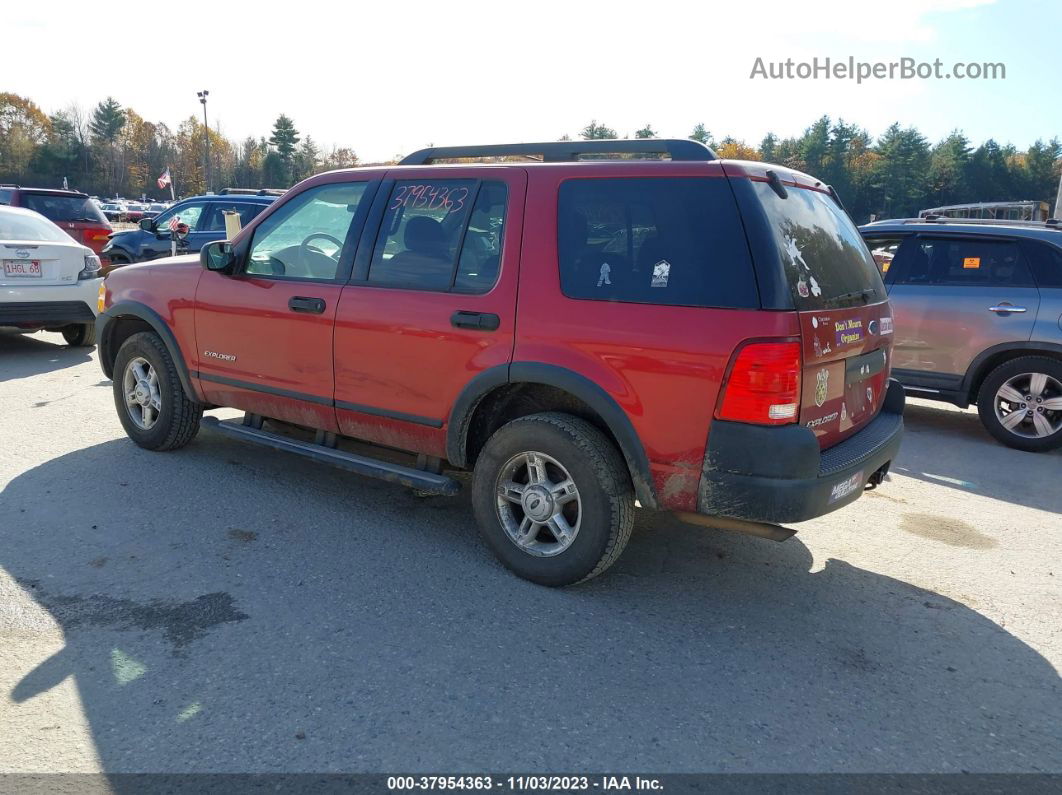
{"left": 828, "top": 470, "right": 864, "bottom": 504}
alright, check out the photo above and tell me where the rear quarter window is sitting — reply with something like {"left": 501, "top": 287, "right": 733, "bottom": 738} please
{"left": 557, "top": 177, "right": 758, "bottom": 309}
{"left": 752, "top": 182, "right": 885, "bottom": 310}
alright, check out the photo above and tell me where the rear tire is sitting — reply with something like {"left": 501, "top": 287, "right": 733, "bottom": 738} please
{"left": 976, "top": 356, "right": 1062, "bottom": 452}
{"left": 112, "top": 331, "right": 202, "bottom": 451}
{"left": 471, "top": 412, "right": 634, "bottom": 586}
{"left": 62, "top": 321, "right": 96, "bottom": 347}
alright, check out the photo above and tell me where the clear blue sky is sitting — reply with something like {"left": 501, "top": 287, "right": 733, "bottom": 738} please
{"left": 6, "top": 0, "right": 1060, "bottom": 160}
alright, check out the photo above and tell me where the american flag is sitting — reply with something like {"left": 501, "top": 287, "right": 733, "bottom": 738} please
{"left": 168, "top": 215, "right": 181, "bottom": 232}
{"left": 157, "top": 169, "right": 172, "bottom": 190}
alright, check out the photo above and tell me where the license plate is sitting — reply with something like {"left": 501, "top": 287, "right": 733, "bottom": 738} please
{"left": 3, "top": 260, "right": 41, "bottom": 278}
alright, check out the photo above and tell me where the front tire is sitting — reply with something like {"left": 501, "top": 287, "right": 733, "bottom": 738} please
{"left": 472, "top": 412, "right": 634, "bottom": 586}
{"left": 112, "top": 331, "right": 202, "bottom": 451}
{"left": 62, "top": 321, "right": 96, "bottom": 347}
{"left": 977, "top": 356, "right": 1062, "bottom": 452}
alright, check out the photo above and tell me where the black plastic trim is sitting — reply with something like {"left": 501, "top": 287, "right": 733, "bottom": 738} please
{"left": 698, "top": 379, "right": 905, "bottom": 523}
{"left": 961, "top": 341, "right": 1062, "bottom": 402}
{"left": 446, "top": 362, "right": 658, "bottom": 509}
{"left": 98, "top": 301, "right": 198, "bottom": 399}
{"left": 0, "top": 301, "right": 94, "bottom": 326}
{"left": 202, "top": 416, "right": 459, "bottom": 495}
{"left": 400, "top": 139, "right": 716, "bottom": 165}
{"left": 192, "top": 371, "right": 443, "bottom": 427}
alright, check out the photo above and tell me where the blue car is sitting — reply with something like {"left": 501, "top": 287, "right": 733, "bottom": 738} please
{"left": 101, "top": 189, "right": 282, "bottom": 269}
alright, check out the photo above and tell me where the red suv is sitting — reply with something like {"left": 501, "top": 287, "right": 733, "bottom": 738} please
{"left": 0, "top": 186, "right": 113, "bottom": 255}
{"left": 97, "top": 140, "right": 903, "bottom": 586}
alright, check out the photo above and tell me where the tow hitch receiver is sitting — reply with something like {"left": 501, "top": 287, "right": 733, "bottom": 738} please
{"left": 865, "top": 462, "right": 891, "bottom": 492}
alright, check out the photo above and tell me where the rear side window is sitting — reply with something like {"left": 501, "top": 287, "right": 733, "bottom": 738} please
{"left": 0, "top": 189, "right": 13, "bottom": 205}
{"left": 894, "top": 238, "right": 1034, "bottom": 287}
{"left": 201, "top": 203, "right": 265, "bottom": 232}
{"left": 368, "top": 179, "right": 507, "bottom": 294}
{"left": 20, "top": 193, "right": 107, "bottom": 224}
{"left": 1022, "top": 240, "right": 1062, "bottom": 288}
{"left": 558, "top": 177, "right": 758, "bottom": 308}
{"left": 752, "top": 182, "right": 885, "bottom": 310}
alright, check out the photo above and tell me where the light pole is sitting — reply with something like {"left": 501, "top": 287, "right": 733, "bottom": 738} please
{"left": 197, "top": 90, "right": 210, "bottom": 193}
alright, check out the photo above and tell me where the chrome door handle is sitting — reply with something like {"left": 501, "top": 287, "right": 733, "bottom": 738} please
{"left": 988, "top": 305, "right": 1027, "bottom": 314}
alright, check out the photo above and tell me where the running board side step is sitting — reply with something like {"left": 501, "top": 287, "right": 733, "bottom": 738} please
{"left": 202, "top": 416, "right": 460, "bottom": 496}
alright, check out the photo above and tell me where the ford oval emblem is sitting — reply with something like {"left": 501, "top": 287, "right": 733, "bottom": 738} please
{"left": 868, "top": 319, "right": 879, "bottom": 335}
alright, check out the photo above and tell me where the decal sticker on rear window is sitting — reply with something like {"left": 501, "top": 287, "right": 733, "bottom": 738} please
{"left": 597, "top": 262, "right": 611, "bottom": 287}
{"left": 963, "top": 257, "right": 981, "bottom": 269}
{"left": 650, "top": 260, "right": 671, "bottom": 288}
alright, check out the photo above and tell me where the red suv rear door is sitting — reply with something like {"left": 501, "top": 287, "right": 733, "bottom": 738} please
{"left": 332, "top": 167, "right": 526, "bottom": 457}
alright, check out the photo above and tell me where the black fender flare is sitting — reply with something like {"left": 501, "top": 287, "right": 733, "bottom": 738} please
{"left": 98, "top": 300, "right": 199, "bottom": 400}
{"left": 446, "top": 362, "right": 658, "bottom": 509}
{"left": 962, "top": 341, "right": 1062, "bottom": 402}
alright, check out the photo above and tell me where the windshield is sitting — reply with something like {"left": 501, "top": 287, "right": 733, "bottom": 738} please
{"left": 21, "top": 193, "right": 108, "bottom": 224}
{"left": 0, "top": 210, "right": 76, "bottom": 242}
{"left": 752, "top": 182, "right": 886, "bottom": 310}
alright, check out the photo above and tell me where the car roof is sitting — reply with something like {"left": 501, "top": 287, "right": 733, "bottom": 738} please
{"left": 860, "top": 219, "right": 1062, "bottom": 245}
{"left": 13, "top": 187, "right": 90, "bottom": 198}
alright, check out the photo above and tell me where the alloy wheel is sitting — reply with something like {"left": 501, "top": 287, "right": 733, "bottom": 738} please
{"left": 994, "top": 372, "right": 1062, "bottom": 439}
{"left": 123, "top": 356, "right": 162, "bottom": 430}
{"left": 495, "top": 451, "right": 582, "bottom": 557}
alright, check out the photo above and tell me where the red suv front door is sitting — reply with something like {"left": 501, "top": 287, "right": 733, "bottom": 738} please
{"left": 194, "top": 179, "right": 378, "bottom": 431}
{"left": 332, "top": 167, "right": 527, "bottom": 458}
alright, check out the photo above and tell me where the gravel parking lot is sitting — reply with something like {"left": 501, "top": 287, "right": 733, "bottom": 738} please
{"left": 1, "top": 331, "right": 1060, "bottom": 774}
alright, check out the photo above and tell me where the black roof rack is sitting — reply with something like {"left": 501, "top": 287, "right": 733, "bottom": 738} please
{"left": 911, "top": 215, "right": 1062, "bottom": 230}
{"left": 217, "top": 188, "right": 286, "bottom": 196}
{"left": 399, "top": 139, "right": 716, "bottom": 165}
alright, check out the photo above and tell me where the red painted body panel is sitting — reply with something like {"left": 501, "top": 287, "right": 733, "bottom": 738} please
{"left": 102, "top": 158, "right": 896, "bottom": 518}
{"left": 514, "top": 166, "right": 801, "bottom": 511}
{"left": 194, "top": 272, "right": 345, "bottom": 432}
{"left": 332, "top": 167, "right": 527, "bottom": 456}
{"left": 102, "top": 255, "right": 204, "bottom": 397}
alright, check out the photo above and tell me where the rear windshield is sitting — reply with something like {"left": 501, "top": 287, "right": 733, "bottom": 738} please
{"left": 0, "top": 210, "right": 75, "bottom": 242}
{"left": 20, "top": 193, "right": 108, "bottom": 224}
{"left": 752, "top": 182, "right": 885, "bottom": 310}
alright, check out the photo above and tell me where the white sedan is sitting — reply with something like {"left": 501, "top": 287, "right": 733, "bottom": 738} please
{"left": 0, "top": 205, "right": 103, "bottom": 346}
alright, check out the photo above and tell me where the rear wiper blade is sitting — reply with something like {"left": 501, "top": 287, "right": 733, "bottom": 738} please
{"left": 832, "top": 288, "right": 874, "bottom": 304}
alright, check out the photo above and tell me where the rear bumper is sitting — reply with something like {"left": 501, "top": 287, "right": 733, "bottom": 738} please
{"left": 0, "top": 281, "right": 101, "bottom": 328}
{"left": 698, "top": 378, "right": 905, "bottom": 523}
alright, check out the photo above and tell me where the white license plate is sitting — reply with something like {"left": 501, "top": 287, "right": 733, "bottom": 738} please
{"left": 3, "top": 260, "right": 42, "bottom": 278}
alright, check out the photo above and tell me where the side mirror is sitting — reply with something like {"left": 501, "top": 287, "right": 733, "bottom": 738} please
{"left": 139, "top": 218, "right": 155, "bottom": 232}
{"left": 201, "top": 241, "right": 235, "bottom": 273}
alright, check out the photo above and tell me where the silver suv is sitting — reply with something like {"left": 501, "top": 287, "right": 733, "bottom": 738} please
{"left": 861, "top": 218, "right": 1062, "bottom": 452}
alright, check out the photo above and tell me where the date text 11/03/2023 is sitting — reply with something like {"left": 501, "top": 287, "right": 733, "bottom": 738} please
{"left": 386, "top": 776, "right": 664, "bottom": 791}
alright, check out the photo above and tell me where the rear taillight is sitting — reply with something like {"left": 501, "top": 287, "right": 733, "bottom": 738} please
{"left": 79, "top": 254, "right": 102, "bottom": 280}
{"left": 82, "top": 227, "right": 112, "bottom": 245}
{"left": 716, "top": 341, "right": 802, "bottom": 425}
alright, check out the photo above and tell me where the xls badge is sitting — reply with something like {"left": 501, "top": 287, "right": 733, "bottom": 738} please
{"left": 815, "top": 368, "right": 829, "bottom": 407}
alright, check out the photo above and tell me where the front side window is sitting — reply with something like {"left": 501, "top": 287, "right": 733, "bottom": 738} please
{"left": 247, "top": 182, "right": 368, "bottom": 280}
{"left": 558, "top": 177, "right": 758, "bottom": 308}
{"left": 894, "top": 238, "right": 1033, "bottom": 287}
{"left": 154, "top": 202, "right": 205, "bottom": 232}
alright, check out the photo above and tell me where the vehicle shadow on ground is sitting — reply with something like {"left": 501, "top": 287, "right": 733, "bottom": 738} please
{"left": 897, "top": 400, "right": 1062, "bottom": 514}
{"left": 3, "top": 433, "right": 1060, "bottom": 773}
{"left": 0, "top": 332, "right": 93, "bottom": 384}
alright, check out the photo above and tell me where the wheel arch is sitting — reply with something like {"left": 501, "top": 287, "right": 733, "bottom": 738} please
{"left": 446, "top": 362, "right": 658, "bottom": 509}
{"left": 99, "top": 301, "right": 200, "bottom": 400}
{"left": 963, "top": 341, "right": 1062, "bottom": 403}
